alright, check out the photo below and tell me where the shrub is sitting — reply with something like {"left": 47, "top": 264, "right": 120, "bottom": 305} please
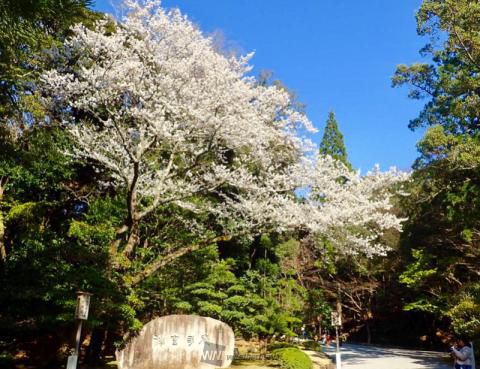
{"left": 268, "top": 342, "right": 297, "bottom": 351}
{"left": 302, "top": 340, "right": 322, "bottom": 352}
{"left": 448, "top": 286, "right": 480, "bottom": 338}
{"left": 271, "top": 347, "right": 312, "bottom": 369}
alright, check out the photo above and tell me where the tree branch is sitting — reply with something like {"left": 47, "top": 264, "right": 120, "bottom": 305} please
{"left": 130, "top": 234, "right": 231, "bottom": 286}
{"left": 449, "top": 8, "right": 480, "bottom": 71}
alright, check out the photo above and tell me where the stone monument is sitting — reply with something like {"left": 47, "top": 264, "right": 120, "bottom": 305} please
{"left": 116, "top": 315, "right": 235, "bottom": 369}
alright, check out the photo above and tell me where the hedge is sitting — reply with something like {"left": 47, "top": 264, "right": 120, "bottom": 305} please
{"left": 268, "top": 342, "right": 297, "bottom": 351}
{"left": 302, "top": 340, "right": 322, "bottom": 352}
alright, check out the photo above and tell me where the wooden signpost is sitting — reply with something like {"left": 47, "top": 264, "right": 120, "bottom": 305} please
{"left": 332, "top": 295, "right": 343, "bottom": 369}
{"left": 67, "top": 291, "right": 92, "bottom": 369}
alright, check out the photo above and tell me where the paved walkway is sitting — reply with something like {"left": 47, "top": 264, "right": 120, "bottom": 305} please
{"left": 323, "top": 343, "right": 452, "bottom": 369}
{"left": 302, "top": 349, "right": 333, "bottom": 369}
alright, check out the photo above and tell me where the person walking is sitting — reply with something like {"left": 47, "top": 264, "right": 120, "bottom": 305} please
{"left": 451, "top": 336, "right": 475, "bottom": 369}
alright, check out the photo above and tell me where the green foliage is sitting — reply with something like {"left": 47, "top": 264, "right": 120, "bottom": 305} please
{"left": 0, "top": 0, "right": 101, "bottom": 122}
{"left": 415, "top": 125, "right": 480, "bottom": 169}
{"left": 302, "top": 340, "right": 322, "bottom": 352}
{"left": 319, "top": 111, "right": 352, "bottom": 170}
{"left": 304, "top": 289, "right": 332, "bottom": 329}
{"left": 271, "top": 347, "right": 312, "bottom": 369}
{"left": 393, "top": 0, "right": 480, "bottom": 134}
{"left": 133, "top": 234, "right": 308, "bottom": 341}
{"left": 403, "top": 299, "right": 442, "bottom": 314}
{"left": 448, "top": 284, "right": 480, "bottom": 337}
{"left": 399, "top": 249, "right": 438, "bottom": 290}
{"left": 395, "top": 128, "right": 480, "bottom": 316}
{"left": 174, "top": 256, "right": 302, "bottom": 338}
{"left": 393, "top": 0, "right": 480, "bottom": 343}
{"left": 267, "top": 342, "right": 296, "bottom": 351}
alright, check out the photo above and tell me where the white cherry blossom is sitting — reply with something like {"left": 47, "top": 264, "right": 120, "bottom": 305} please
{"left": 42, "top": 0, "right": 409, "bottom": 270}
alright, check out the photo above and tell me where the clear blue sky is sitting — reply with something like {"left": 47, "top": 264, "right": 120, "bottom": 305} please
{"left": 93, "top": 0, "right": 427, "bottom": 171}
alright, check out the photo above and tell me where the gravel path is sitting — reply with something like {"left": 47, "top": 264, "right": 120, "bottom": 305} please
{"left": 322, "top": 343, "right": 452, "bottom": 369}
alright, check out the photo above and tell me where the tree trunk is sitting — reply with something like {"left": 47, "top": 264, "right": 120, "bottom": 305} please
{"left": 123, "top": 162, "right": 140, "bottom": 257}
{"left": 366, "top": 321, "right": 371, "bottom": 344}
{"left": 85, "top": 328, "right": 107, "bottom": 365}
{"left": 0, "top": 180, "right": 7, "bottom": 264}
{"left": 123, "top": 220, "right": 139, "bottom": 257}
{"left": 0, "top": 210, "right": 6, "bottom": 263}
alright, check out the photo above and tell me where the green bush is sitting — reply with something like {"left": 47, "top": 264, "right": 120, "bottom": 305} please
{"left": 302, "top": 340, "right": 322, "bottom": 352}
{"left": 272, "top": 347, "right": 312, "bottom": 369}
{"left": 448, "top": 285, "right": 480, "bottom": 338}
{"left": 268, "top": 342, "right": 297, "bottom": 351}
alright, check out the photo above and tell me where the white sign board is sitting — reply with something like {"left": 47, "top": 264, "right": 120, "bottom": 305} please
{"left": 331, "top": 311, "right": 342, "bottom": 326}
{"left": 75, "top": 294, "right": 91, "bottom": 320}
{"left": 66, "top": 355, "right": 78, "bottom": 369}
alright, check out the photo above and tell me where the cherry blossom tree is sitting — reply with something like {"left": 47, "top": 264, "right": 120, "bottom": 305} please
{"left": 42, "top": 0, "right": 408, "bottom": 284}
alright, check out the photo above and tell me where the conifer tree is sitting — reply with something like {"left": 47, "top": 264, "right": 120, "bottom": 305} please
{"left": 319, "top": 111, "right": 352, "bottom": 170}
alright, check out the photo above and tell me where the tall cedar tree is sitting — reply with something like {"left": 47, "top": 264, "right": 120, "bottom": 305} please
{"left": 319, "top": 111, "right": 352, "bottom": 170}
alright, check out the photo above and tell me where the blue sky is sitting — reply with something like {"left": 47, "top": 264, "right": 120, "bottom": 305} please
{"left": 93, "top": 0, "right": 427, "bottom": 171}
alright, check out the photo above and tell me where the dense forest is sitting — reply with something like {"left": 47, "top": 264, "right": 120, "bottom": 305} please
{"left": 0, "top": 0, "right": 479, "bottom": 368}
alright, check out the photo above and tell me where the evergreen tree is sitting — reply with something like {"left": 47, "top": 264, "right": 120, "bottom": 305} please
{"left": 392, "top": 0, "right": 480, "bottom": 344}
{"left": 319, "top": 111, "right": 352, "bottom": 170}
